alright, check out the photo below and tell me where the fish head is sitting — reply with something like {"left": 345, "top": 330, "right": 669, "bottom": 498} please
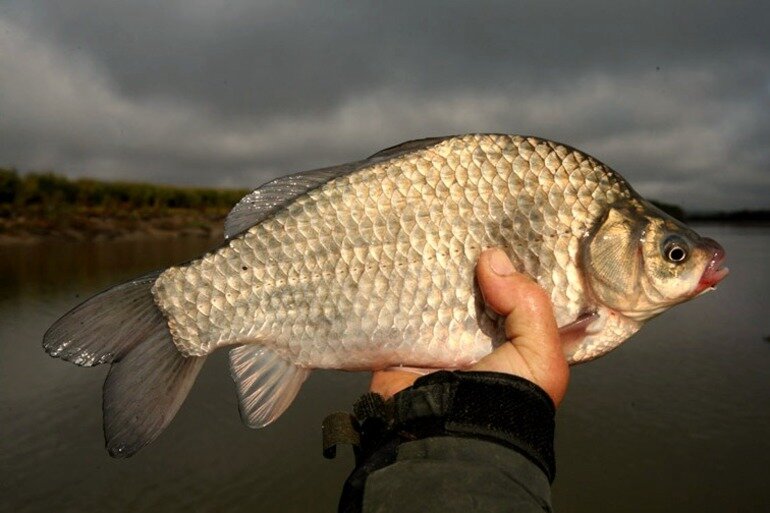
{"left": 583, "top": 202, "right": 728, "bottom": 323}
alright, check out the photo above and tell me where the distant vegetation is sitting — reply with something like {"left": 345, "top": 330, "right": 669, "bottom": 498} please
{"left": 649, "top": 200, "right": 685, "bottom": 221}
{"left": 687, "top": 209, "right": 770, "bottom": 223}
{"left": 0, "top": 167, "right": 766, "bottom": 243}
{"left": 650, "top": 199, "right": 770, "bottom": 224}
{"left": 0, "top": 168, "right": 247, "bottom": 214}
{"left": 0, "top": 168, "right": 248, "bottom": 241}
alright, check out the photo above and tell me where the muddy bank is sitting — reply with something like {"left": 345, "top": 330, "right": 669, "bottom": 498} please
{"left": 0, "top": 208, "right": 226, "bottom": 244}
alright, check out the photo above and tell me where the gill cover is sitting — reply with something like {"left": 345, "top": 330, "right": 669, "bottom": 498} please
{"left": 584, "top": 207, "right": 645, "bottom": 310}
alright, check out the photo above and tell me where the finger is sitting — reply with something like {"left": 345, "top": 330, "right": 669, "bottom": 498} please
{"left": 475, "top": 249, "right": 568, "bottom": 403}
{"left": 476, "top": 249, "right": 560, "bottom": 350}
{"left": 370, "top": 369, "right": 420, "bottom": 398}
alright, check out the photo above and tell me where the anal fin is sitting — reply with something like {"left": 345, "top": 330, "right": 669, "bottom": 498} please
{"left": 229, "top": 345, "right": 310, "bottom": 428}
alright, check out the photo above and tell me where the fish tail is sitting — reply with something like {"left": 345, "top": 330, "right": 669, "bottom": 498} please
{"left": 43, "top": 271, "right": 206, "bottom": 457}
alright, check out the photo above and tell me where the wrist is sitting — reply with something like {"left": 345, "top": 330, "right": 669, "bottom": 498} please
{"left": 390, "top": 370, "right": 556, "bottom": 482}
{"left": 327, "top": 370, "right": 557, "bottom": 482}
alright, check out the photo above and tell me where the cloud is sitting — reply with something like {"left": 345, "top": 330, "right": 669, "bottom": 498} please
{"left": 0, "top": 2, "right": 768, "bottom": 210}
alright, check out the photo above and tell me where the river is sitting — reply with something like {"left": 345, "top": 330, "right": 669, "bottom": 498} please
{"left": 1, "top": 225, "right": 768, "bottom": 512}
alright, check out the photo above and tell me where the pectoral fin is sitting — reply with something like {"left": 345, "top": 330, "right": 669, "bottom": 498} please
{"left": 558, "top": 311, "right": 600, "bottom": 355}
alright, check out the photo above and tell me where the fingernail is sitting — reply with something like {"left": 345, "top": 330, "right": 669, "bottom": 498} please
{"left": 489, "top": 250, "right": 514, "bottom": 276}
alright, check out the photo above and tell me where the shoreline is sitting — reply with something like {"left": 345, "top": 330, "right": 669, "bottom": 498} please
{"left": 0, "top": 210, "right": 226, "bottom": 245}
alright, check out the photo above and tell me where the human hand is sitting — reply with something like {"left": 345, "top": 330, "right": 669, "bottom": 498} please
{"left": 369, "top": 248, "right": 570, "bottom": 406}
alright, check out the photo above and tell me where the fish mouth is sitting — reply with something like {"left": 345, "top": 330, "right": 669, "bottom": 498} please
{"left": 694, "top": 238, "right": 729, "bottom": 295}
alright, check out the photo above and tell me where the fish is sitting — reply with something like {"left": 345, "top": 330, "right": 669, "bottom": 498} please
{"left": 43, "top": 134, "right": 728, "bottom": 457}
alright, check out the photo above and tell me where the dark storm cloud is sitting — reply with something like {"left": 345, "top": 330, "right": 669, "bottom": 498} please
{"left": 7, "top": 0, "right": 768, "bottom": 118}
{"left": 1, "top": 1, "right": 768, "bottom": 210}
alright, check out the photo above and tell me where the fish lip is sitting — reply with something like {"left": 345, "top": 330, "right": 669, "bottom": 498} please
{"left": 694, "top": 238, "right": 729, "bottom": 294}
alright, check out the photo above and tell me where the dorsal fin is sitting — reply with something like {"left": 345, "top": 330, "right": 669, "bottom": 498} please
{"left": 224, "top": 163, "right": 360, "bottom": 238}
{"left": 366, "top": 136, "right": 452, "bottom": 160}
{"left": 224, "top": 136, "right": 453, "bottom": 239}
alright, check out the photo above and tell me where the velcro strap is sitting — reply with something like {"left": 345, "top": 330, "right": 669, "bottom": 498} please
{"left": 353, "top": 392, "right": 390, "bottom": 423}
{"left": 322, "top": 411, "right": 360, "bottom": 459}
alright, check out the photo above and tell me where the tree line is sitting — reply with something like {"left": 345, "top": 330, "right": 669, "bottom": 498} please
{"left": 0, "top": 168, "right": 247, "bottom": 214}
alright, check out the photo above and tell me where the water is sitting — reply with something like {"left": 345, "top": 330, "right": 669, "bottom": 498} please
{"left": 1, "top": 226, "right": 768, "bottom": 512}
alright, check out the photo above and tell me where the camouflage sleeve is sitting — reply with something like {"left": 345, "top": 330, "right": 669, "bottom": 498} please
{"left": 335, "top": 371, "right": 556, "bottom": 513}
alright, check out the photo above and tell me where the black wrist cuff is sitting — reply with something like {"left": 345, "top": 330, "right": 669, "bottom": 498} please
{"left": 333, "top": 371, "right": 557, "bottom": 512}
{"left": 391, "top": 370, "right": 556, "bottom": 482}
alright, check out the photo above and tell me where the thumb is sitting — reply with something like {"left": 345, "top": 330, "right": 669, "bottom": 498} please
{"left": 474, "top": 248, "right": 568, "bottom": 405}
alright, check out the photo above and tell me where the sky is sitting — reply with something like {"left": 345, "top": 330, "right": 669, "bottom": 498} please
{"left": 1, "top": 1, "right": 768, "bottom": 211}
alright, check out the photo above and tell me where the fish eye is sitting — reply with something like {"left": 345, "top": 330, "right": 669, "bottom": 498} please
{"left": 663, "top": 236, "right": 689, "bottom": 263}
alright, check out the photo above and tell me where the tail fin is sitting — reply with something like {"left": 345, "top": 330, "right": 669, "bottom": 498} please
{"left": 43, "top": 272, "right": 206, "bottom": 457}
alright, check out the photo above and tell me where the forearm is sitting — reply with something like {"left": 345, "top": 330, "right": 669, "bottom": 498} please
{"left": 335, "top": 371, "right": 556, "bottom": 513}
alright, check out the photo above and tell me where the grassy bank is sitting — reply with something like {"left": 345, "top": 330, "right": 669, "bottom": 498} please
{"left": 0, "top": 169, "right": 248, "bottom": 243}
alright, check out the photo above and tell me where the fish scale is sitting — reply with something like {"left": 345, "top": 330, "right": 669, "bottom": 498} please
{"left": 152, "top": 134, "right": 628, "bottom": 368}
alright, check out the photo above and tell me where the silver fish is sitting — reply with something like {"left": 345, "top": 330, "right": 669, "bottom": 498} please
{"left": 43, "top": 134, "right": 728, "bottom": 456}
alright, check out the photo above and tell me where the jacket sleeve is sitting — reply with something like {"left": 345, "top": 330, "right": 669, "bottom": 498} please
{"left": 336, "top": 371, "right": 556, "bottom": 513}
